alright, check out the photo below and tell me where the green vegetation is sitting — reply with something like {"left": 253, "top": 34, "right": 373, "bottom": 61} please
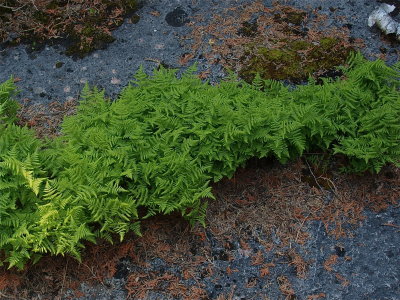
{"left": 273, "top": 5, "right": 307, "bottom": 26}
{"left": 185, "top": 2, "right": 359, "bottom": 84}
{"left": 239, "top": 37, "right": 353, "bottom": 82}
{"left": 0, "top": 53, "right": 399, "bottom": 269}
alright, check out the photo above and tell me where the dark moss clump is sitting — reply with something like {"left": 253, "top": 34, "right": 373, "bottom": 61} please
{"left": 61, "top": 0, "right": 140, "bottom": 58}
{"left": 55, "top": 61, "right": 64, "bottom": 68}
{"left": 239, "top": 37, "right": 353, "bottom": 83}
{"left": 32, "top": 10, "right": 51, "bottom": 24}
{"left": 64, "top": 25, "right": 117, "bottom": 58}
{"left": 0, "top": 0, "right": 140, "bottom": 58}
{"left": 237, "top": 21, "right": 258, "bottom": 38}
{"left": 130, "top": 14, "right": 141, "bottom": 24}
{"left": 273, "top": 6, "right": 307, "bottom": 26}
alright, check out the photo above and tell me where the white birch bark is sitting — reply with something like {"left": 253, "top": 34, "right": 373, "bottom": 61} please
{"left": 368, "top": 3, "right": 400, "bottom": 41}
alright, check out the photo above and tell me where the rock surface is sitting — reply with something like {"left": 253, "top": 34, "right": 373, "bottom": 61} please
{"left": 0, "top": 1, "right": 399, "bottom": 299}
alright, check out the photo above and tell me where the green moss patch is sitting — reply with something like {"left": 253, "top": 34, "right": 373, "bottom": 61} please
{"left": 240, "top": 38, "right": 353, "bottom": 82}
{"left": 184, "top": 2, "right": 363, "bottom": 83}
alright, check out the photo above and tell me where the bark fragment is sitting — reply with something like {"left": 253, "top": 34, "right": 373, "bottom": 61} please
{"left": 368, "top": 3, "right": 400, "bottom": 41}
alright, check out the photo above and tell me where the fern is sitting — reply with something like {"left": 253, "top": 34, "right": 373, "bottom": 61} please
{"left": 0, "top": 52, "right": 399, "bottom": 269}
{"left": 0, "top": 77, "right": 19, "bottom": 125}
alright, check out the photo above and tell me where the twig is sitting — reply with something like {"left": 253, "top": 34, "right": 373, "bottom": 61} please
{"left": 0, "top": 291, "right": 27, "bottom": 300}
{"left": 305, "top": 159, "right": 323, "bottom": 191}
{"left": 30, "top": 0, "right": 38, "bottom": 11}
{"left": 83, "top": 263, "right": 105, "bottom": 286}
{"left": 60, "top": 259, "right": 68, "bottom": 295}
{"left": 382, "top": 223, "right": 400, "bottom": 232}
{"left": 293, "top": 213, "right": 310, "bottom": 245}
{"left": 319, "top": 175, "right": 340, "bottom": 199}
{"left": 144, "top": 58, "right": 162, "bottom": 65}
{"left": 0, "top": 4, "right": 28, "bottom": 12}
{"left": 382, "top": 223, "right": 400, "bottom": 228}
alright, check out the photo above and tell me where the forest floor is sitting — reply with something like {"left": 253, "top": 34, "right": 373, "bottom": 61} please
{"left": 0, "top": 0, "right": 399, "bottom": 299}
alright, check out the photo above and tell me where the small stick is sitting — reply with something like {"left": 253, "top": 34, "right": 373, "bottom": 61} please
{"left": 144, "top": 58, "right": 162, "bottom": 65}
{"left": 305, "top": 159, "right": 323, "bottom": 191}
{"left": 382, "top": 223, "right": 400, "bottom": 228}
{"left": 382, "top": 223, "right": 400, "bottom": 232}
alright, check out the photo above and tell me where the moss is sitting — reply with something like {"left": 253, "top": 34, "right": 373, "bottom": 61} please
{"left": 102, "top": 0, "right": 138, "bottom": 12}
{"left": 55, "top": 61, "right": 64, "bottom": 68}
{"left": 81, "top": 25, "right": 97, "bottom": 37}
{"left": 65, "top": 28, "right": 116, "bottom": 58}
{"left": 61, "top": 0, "right": 139, "bottom": 58}
{"left": 290, "top": 40, "right": 309, "bottom": 51}
{"left": 1, "top": 0, "right": 139, "bottom": 58}
{"left": 273, "top": 7, "right": 307, "bottom": 26}
{"left": 45, "top": 1, "right": 68, "bottom": 10}
{"left": 0, "top": 11, "right": 11, "bottom": 23}
{"left": 240, "top": 47, "right": 301, "bottom": 82}
{"left": 33, "top": 11, "right": 50, "bottom": 24}
{"left": 239, "top": 37, "right": 353, "bottom": 83}
{"left": 237, "top": 21, "right": 258, "bottom": 37}
{"left": 319, "top": 37, "right": 338, "bottom": 49}
{"left": 130, "top": 14, "right": 141, "bottom": 24}
{"left": 123, "top": 0, "right": 139, "bottom": 10}
{"left": 0, "top": 6, "right": 13, "bottom": 15}
{"left": 286, "top": 12, "right": 306, "bottom": 25}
